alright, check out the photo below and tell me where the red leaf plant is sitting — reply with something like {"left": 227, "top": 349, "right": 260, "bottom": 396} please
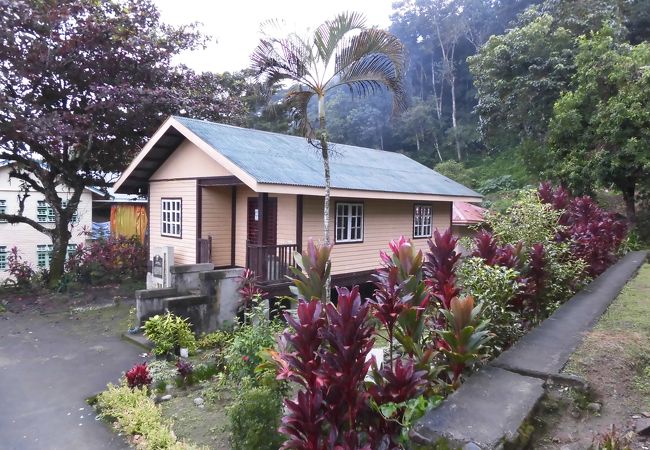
{"left": 176, "top": 358, "right": 193, "bottom": 381}
{"left": 320, "top": 286, "right": 375, "bottom": 448}
{"left": 538, "top": 183, "right": 627, "bottom": 277}
{"left": 374, "top": 237, "right": 433, "bottom": 369}
{"left": 423, "top": 229, "right": 460, "bottom": 311}
{"left": 365, "top": 358, "right": 428, "bottom": 448}
{"left": 125, "top": 362, "right": 152, "bottom": 389}
{"left": 237, "top": 268, "right": 268, "bottom": 318}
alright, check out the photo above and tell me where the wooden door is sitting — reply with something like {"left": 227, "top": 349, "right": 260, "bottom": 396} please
{"left": 247, "top": 197, "right": 277, "bottom": 245}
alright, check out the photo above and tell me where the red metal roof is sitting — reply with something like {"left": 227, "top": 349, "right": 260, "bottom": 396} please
{"left": 453, "top": 201, "right": 486, "bottom": 225}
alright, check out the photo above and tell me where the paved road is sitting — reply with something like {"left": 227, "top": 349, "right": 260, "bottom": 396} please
{"left": 0, "top": 307, "right": 144, "bottom": 449}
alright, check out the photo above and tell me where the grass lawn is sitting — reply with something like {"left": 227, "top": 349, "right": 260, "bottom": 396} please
{"left": 530, "top": 263, "right": 650, "bottom": 449}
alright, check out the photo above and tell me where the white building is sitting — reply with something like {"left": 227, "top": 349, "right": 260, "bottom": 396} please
{"left": 0, "top": 162, "right": 93, "bottom": 281}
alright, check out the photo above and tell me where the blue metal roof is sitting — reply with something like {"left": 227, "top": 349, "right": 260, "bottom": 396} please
{"left": 174, "top": 116, "right": 481, "bottom": 198}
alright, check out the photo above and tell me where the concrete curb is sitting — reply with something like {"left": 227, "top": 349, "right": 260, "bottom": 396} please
{"left": 412, "top": 251, "right": 648, "bottom": 449}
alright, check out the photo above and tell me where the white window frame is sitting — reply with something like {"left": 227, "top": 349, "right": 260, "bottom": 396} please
{"left": 0, "top": 246, "right": 6, "bottom": 270}
{"left": 161, "top": 198, "right": 182, "bottom": 238}
{"left": 335, "top": 202, "right": 364, "bottom": 243}
{"left": 413, "top": 204, "right": 433, "bottom": 238}
{"left": 0, "top": 200, "right": 6, "bottom": 223}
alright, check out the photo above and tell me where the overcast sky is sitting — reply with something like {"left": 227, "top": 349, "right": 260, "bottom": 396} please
{"left": 153, "top": 0, "right": 395, "bottom": 73}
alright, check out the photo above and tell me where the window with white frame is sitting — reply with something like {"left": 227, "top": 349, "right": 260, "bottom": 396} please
{"left": 37, "top": 200, "right": 77, "bottom": 223}
{"left": 413, "top": 204, "right": 433, "bottom": 238}
{"left": 0, "top": 200, "right": 6, "bottom": 222}
{"left": 335, "top": 202, "right": 363, "bottom": 243}
{"left": 0, "top": 246, "right": 6, "bottom": 270}
{"left": 36, "top": 244, "right": 77, "bottom": 268}
{"left": 161, "top": 198, "right": 182, "bottom": 237}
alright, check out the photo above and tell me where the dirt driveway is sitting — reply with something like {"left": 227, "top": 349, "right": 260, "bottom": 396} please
{"left": 0, "top": 302, "right": 143, "bottom": 450}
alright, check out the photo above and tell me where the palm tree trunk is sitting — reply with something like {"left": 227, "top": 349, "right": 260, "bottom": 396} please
{"left": 318, "top": 94, "right": 332, "bottom": 303}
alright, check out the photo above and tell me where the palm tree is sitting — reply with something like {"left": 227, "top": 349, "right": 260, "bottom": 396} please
{"left": 251, "top": 12, "right": 407, "bottom": 301}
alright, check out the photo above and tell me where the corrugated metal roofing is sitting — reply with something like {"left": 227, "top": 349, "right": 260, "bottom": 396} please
{"left": 453, "top": 201, "right": 487, "bottom": 225}
{"left": 174, "top": 116, "right": 481, "bottom": 199}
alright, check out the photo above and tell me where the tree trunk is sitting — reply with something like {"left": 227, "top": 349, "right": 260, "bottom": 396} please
{"left": 451, "top": 73, "right": 461, "bottom": 161}
{"left": 621, "top": 183, "right": 637, "bottom": 225}
{"left": 318, "top": 94, "right": 332, "bottom": 303}
{"left": 48, "top": 226, "right": 71, "bottom": 289}
{"left": 433, "top": 133, "right": 443, "bottom": 163}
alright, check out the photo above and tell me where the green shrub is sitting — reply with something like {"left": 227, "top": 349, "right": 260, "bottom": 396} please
{"left": 478, "top": 175, "right": 520, "bottom": 194}
{"left": 485, "top": 190, "right": 561, "bottom": 247}
{"left": 197, "top": 330, "right": 232, "bottom": 350}
{"left": 96, "top": 382, "right": 200, "bottom": 449}
{"left": 143, "top": 312, "right": 197, "bottom": 357}
{"left": 227, "top": 382, "right": 284, "bottom": 450}
{"left": 458, "top": 257, "right": 525, "bottom": 352}
{"left": 224, "top": 320, "right": 282, "bottom": 379}
{"left": 434, "top": 160, "right": 476, "bottom": 189}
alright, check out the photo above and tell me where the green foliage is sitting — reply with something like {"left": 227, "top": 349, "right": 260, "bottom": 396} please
{"left": 478, "top": 175, "right": 520, "bottom": 195}
{"left": 289, "top": 239, "right": 332, "bottom": 301}
{"left": 458, "top": 257, "right": 524, "bottom": 353}
{"left": 485, "top": 190, "right": 561, "bottom": 247}
{"left": 434, "top": 160, "right": 476, "bottom": 189}
{"left": 227, "top": 381, "right": 285, "bottom": 450}
{"left": 143, "top": 313, "right": 197, "bottom": 357}
{"left": 96, "top": 382, "right": 200, "bottom": 449}
{"left": 437, "top": 296, "right": 492, "bottom": 388}
{"left": 224, "top": 303, "right": 283, "bottom": 380}
{"left": 376, "top": 395, "right": 443, "bottom": 447}
{"left": 146, "top": 360, "right": 178, "bottom": 386}
{"left": 547, "top": 27, "right": 650, "bottom": 221}
{"left": 468, "top": 14, "right": 576, "bottom": 149}
{"left": 197, "top": 330, "right": 232, "bottom": 350}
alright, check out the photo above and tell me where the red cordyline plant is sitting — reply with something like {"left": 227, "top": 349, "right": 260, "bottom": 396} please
{"left": 7, "top": 246, "right": 35, "bottom": 287}
{"left": 176, "top": 358, "right": 193, "bottom": 381}
{"left": 237, "top": 268, "right": 268, "bottom": 319}
{"left": 523, "top": 243, "right": 547, "bottom": 322}
{"left": 289, "top": 238, "right": 332, "bottom": 302}
{"left": 423, "top": 229, "right": 461, "bottom": 311}
{"left": 277, "top": 288, "right": 375, "bottom": 449}
{"left": 538, "top": 182, "right": 627, "bottom": 277}
{"left": 320, "top": 287, "right": 375, "bottom": 448}
{"left": 125, "top": 362, "right": 152, "bottom": 389}
{"left": 436, "top": 296, "right": 491, "bottom": 389}
{"left": 372, "top": 237, "right": 434, "bottom": 369}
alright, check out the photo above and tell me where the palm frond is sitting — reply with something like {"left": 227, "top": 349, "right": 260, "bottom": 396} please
{"left": 250, "top": 35, "right": 313, "bottom": 87}
{"left": 285, "top": 86, "right": 316, "bottom": 139}
{"left": 333, "top": 28, "right": 407, "bottom": 80}
{"left": 314, "top": 11, "right": 366, "bottom": 66}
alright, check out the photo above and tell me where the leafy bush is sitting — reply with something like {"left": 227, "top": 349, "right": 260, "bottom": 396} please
{"left": 143, "top": 312, "right": 197, "bottom": 357}
{"left": 478, "top": 175, "right": 520, "bottom": 194}
{"left": 146, "top": 360, "right": 177, "bottom": 386}
{"left": 224, "top": 307, "right": 283, "bottom": 380}
{"left": 66, "top": 236, "right": 147, "bottom": 284}
{"left": 227, "top": 382, "right": 284, "bottom": 450}
{"left": 96, "top": 382, "right": 199, "bottom": 449}
{"left": 486, "top": 189, "right": 561, "bottom": 247}
{"left": 175, "top": 359, "right": 193, "bottom": 382}
{"left": 434, "top": 160, "right": 476, "bottom": 189}
{"left": 125, "top": 363, "right": 152, "bottom": 389}
{"left": 6, "top": 247, "right": 35, "bottom": 287}
{"left": 458, "top": 257, "right": 524, "bottom": 352}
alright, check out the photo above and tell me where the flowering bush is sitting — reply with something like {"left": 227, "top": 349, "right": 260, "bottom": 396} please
{"left": 66, "top": 236, "right": 147, "bottom": 284}
{"left": 125, "top": 363, "right": 152, "bottom": 389}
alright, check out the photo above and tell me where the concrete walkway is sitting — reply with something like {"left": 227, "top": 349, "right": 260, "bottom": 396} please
{"left": 0, "top": 307, "right": 143, "bottom": 450}
{"left": 412, "top": 250, "right": 648, "bottom": 449}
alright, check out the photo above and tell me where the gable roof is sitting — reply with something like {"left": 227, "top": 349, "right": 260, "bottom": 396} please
{"left": 115, "top": 116, "right": 482, "bottom": 202}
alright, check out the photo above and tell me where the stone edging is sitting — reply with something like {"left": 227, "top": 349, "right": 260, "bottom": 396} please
{"left": 411, "top": 250, "right": 649, "bottom": 449}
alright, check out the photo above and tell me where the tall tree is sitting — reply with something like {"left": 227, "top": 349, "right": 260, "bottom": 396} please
{"left": 0, "top": 0, "right": 246, "bottom": 286}
{"left": 547, "top": 28, "right": 650, "bottom": 223}
{"left": 251, "top": 12, "right": 407, "bottom": 300}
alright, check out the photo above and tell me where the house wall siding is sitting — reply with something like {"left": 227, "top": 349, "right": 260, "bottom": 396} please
{"left": 150, "top": 139, "right": 232, "bottom": 180}
{"left": 149, "top": 179, "right": 197, "bottom": 265}
{"left": 0, "top": 166, "right": 92, "bottom": 280}
{"left": 302, "top": 197, "right": 451, "bottom": 276}
{"left": 234, "top": 185, "right": 256, "bottom": 268}
{"left": 201, "top": 186, "right": 232, "bottom": 267}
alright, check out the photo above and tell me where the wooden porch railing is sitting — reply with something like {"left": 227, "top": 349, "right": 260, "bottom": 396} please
{"left": 246, "top": 242, "right": 297, "bottom": 283}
